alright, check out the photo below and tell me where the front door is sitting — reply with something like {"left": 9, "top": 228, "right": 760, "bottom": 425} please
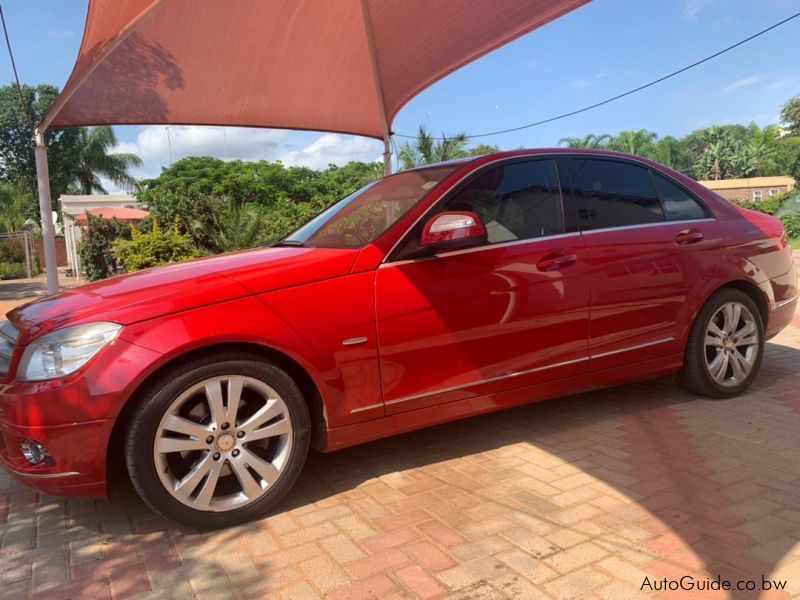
{"left": 375, "top": 159, "right": 590, "bottom": 414}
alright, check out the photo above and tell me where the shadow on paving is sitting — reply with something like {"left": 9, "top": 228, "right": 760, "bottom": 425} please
{"left": 1, "top": 341, "right": 797, "bottom": 598}
{"left": 284, "top": 340, "right": 800, "bottom": 598}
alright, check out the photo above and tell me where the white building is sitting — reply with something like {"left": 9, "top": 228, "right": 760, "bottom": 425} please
{"left": 60, "top": 195, "right": 148, "bottom": 277}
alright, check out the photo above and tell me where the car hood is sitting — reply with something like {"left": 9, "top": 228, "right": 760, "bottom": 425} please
{"left": 9, "top": 246, "right": 357, "bottom": 343}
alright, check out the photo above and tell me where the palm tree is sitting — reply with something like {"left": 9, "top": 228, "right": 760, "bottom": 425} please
{"left": 0, "top": 182, "right": 33, "bottom": 232}
{"left": 780, "top": 95, "right": 800, "bottom": 136}
{"left": 558, "top": 133, "right": 611, "bottom": 149}
{"left": 652, "top": 136, "right": 683, "bottom": 169}
{"left": 193, "top": 201, "right": 264, "bottom": 253}
{"left": 398, "top": 126, "right": 469, "bottom": 170}
{"left": 747, "top": 123, "right": 779, "bottom": 176}
{"left": 607, "top": 130, "right": 658, "bottom": 158}
{"left": 72, "top": 126, "right": 143, "bottom": 194}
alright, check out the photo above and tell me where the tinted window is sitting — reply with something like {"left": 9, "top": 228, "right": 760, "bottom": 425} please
{"left": 284, "top": 164, "right": 458, "bottom": 248}
{"left": 652, "top": 172, "right": 710, "bottom": 221}
{"left": 564, "top": 159, "right": 663, "bottom": 229}
{"left": 441, "top": 160, "right": 563, "bottom": 243}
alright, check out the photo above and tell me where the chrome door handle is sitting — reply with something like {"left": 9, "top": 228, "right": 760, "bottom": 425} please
{"left": 674, "top": 229, "right": 704, "bottom": 245}
{"left": 537, "top": 251, "right": 577, "bottom": 271}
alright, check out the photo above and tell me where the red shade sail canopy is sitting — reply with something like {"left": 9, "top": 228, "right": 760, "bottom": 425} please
{"left": 40, "top": 0, "right": 590, "bottom": 140}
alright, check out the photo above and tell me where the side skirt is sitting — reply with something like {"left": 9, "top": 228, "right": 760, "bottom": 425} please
{"left": 324, "top": 352, "right": 684, "bottom": 451}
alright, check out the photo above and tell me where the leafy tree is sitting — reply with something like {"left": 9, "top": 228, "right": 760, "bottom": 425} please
{"left": 78, "top": 214, "right": 132, "bottom": 281}
{"left": 0, "top": 181, "right": 36, "bottom": 232}
{"left": 558, "top": 133, "right": 611, "bottom": 149}
{"left": 780, "top": 95, "right": 800, "bottom": 136}
{"left": 0, "top": 84, "right": 82, "bottom": 200}
{"left": 607, "top": 130, "right": 658, "bottom": 158}
{"left": 193, "top": 202, "right": 265, "bottom": 253}
{"left": 651, "top": 136, "right": 686, "bottom": 170}
{"left": 746, "top": 123, "right": 779, "bottom": 176}
{"left": 72, "top": 127, "right": 142, "bottom": 193}
{"left": 773, "top": 137, "right": 800, "bottom": 178}
{"left": 138, "top": 156, "right": 382, "bottom": 207}
{"left": 464, "top": 143, "right": 501, "bottom": 157}
{"left": 398, "top": 126, "right": 469, "bottom": 169}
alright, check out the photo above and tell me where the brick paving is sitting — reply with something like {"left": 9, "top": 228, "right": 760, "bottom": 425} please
{"left": 1, "top": 305, "right": 799, "bottom": 598}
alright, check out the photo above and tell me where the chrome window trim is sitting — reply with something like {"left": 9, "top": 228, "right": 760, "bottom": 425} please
{"left": 381, "top": 151, "right": 718, "bottom": 265}
{"left": 379, "top": 231, "right": 582, "bottom": 269}
{"left": 579, "top": 218, "right": 715, "bottom": 236}
{"left": 382, "top": 155, "right": 559, "bottom": 264}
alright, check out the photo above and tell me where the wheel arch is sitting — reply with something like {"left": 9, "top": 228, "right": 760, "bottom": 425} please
{"left": 710, "top": 279, "right": 769, "bottom": 327}
{"left": 105, "top": 341, "right": 327, "bottom": 491}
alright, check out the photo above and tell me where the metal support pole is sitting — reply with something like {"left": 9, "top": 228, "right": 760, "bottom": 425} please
{"left": 22, "top": 230, "right": 31, "bottom": 279}
{"left": 34, "top": 130, "right": 59, "bottom": 294}
{"left": 383, "top": 136, "right": 392, "bottom": 176}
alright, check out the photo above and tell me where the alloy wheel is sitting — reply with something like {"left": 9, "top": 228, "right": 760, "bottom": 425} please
{"left": 153, "top": 375, "right": 293, "bottom": 512}
{"left": 703, "top": 301, "right": 759, "bottom": 388}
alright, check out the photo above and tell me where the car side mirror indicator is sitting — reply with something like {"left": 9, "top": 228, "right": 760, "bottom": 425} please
{"left": 420, "top": 211, "right": 487, "bottom": 251}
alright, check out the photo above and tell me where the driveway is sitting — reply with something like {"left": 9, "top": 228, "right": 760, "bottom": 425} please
{"left": 1, "top": 313, "right": 799, "bottom": 599}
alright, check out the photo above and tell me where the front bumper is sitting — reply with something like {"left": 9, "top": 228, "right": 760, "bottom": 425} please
{"left": 0, "top": 337, "right": 162, "bottom": 497}
{"left": 0, "top": 417, "right": 111, "bottom": 496}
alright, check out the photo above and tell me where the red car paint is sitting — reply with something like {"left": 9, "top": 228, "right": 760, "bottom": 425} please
{"left": 0, "top": 149, "right": 796, "bottom": 497}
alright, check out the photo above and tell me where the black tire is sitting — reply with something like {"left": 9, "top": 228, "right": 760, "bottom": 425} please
{"left": 678, "top": 288, "right": 764, "bottom": 399}
{"left": 124, "top": 353, "right": 310, "bottom": 529}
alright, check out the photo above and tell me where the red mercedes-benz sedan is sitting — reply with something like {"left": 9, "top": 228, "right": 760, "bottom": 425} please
{"left": 1, "top": 149, "right": 796, "bottom": 527}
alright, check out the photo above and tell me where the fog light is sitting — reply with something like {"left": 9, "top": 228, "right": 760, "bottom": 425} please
{"left": 20, "top": 439, "right": 53, "bottom": 465}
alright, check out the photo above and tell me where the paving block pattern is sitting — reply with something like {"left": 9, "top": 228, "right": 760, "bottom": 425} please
{"left": 2, "top": 307, "right": 799, "bottom": 598}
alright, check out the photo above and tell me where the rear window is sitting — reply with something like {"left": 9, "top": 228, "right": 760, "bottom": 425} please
{"left": 652, "top": 172, "right": 710, "bottom": 221}
{"left": 562, "top": 158, "right": 663, "bottom": 230}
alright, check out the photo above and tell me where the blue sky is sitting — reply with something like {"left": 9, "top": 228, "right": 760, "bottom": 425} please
{"left": 2, "top": 0, "right": 799, "bottom": 190}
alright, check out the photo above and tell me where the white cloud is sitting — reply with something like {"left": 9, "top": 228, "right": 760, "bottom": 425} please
{"left": 682, "top": 0, "right": 713, "bottom": 23}
{"left": 121, "top": 125, "right": 290, "bottom": 163}
{"left": 568, "top": 78, "right": 592, "bottom": 89}
{"left": 48, "top": 29, "right": 75, "bottom": 38}
{"left": 523, "top": 59, "right": 538, "bottom": 70}
{"left": 278, "top": 134, "right": 382, "bottom": 169}
{"left": 723, "top": 74, "right": 762, "bottom": 93}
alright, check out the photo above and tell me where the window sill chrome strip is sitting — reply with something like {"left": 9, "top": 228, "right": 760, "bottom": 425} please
{"left": 579, "top": 218, "right": 715, "bottom": 236}
{"left": 352, "top": 337, "right": 677, "bottom": 414}
{"left": 775, "top": 296, "right": 798, "bottom": 310}
{"left": 380, "top": 231, "right": 582, "bottom": 268}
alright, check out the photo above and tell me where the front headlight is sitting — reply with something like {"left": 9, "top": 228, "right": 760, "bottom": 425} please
{"left": 18, "top": 322, "right": 123, "bottom": 382}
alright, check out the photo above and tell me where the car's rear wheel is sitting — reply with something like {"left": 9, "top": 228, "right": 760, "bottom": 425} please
{"left": 125, "top": 354, "right": 310, "bottom": 529}
{"left": 678, "top": 288, "right": 764, "bottom": 398}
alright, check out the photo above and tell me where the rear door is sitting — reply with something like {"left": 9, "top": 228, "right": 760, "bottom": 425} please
{"left": 557, "top": 157, "right": 724, "bottom": 371}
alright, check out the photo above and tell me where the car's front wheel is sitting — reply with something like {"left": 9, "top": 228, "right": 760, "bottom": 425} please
{"left": 678, "top": 288, "right": 764, "bottom": 399}
{"left": 125, "top": 354, "right": 310, "bottom": 529}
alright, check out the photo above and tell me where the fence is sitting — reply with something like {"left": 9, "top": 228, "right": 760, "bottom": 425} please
{"left": 0, "top": 231, "right": 37, "bottom": 280}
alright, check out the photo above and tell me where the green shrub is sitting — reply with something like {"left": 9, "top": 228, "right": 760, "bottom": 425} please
{"left": 79, "top": 214, "right": 132, "bottom": 281}
{"left": 112, "top": 220, "right": 201, "bottom": 272}
{"left": 731, "top": 193, "right": 787, "bottom": 215}
{"left": 0, "top": 262, "right": 27, "bottom": 280}
{"left": 780, "top": 213, "right": 800, "bottom": 239}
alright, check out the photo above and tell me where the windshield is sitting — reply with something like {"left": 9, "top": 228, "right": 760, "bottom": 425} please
{"left": 282, "top": 165, "right": 460, "bottom": 248}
